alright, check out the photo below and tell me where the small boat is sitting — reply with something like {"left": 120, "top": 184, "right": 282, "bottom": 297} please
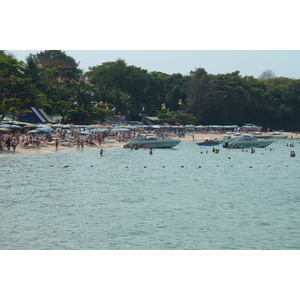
{"left": 196, "top": 137, "right": 219, "bottom": 146}
{"left": 222, "top": 134, "right": 274, "bottom": 148}
{"left": 271, "top": 132, "right": 288, "bottom": 139}
{"left": 123, "top": 134, "right": 181, "bottom": 149}
{"left": 253, "top": 132, "right": 288, "bottom": 139}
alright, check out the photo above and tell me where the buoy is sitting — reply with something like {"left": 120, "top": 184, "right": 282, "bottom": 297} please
{"left": 181, "top": 166, "right": 184, "bottom": 168}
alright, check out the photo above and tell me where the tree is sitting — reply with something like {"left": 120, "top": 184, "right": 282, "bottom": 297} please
{"left": 86, "top": 59, "right": 149, "bottom": 118}
{"left": 258, "top": 70, "right": 276, "bottom": 80}
{"left": 185, "top": 68, "right": 211, "bottom": 123}
{"left": 33, "top": 50, "right": 83, "bottom": 84}
{"left": 157, "top": 109, "right": 197, "bottom": 125}
{"left": 0, "top": 54, "right": 42, "bottom": 121}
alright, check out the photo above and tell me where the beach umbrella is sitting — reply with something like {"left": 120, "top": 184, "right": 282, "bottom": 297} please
{"left": 0, "top": 127, "right": 11, "bottom": 132}
{"left": 112, "top": 128, "right": 130, "bottom": 131}
{"left": 0, "top": 124, "right": 23, "bottom": 129}
{"left": 91, "top": 129, "right": 108, "bottom": 132}
{"left": 36, "top": 127, "right": 54, "bottom": 132}
{"left": 26, "top": 129, "right": 40, "bottom": 134}
{"left": 24, "top": 124, "right": 38, "bottom": 128}
{"left": 36, "top": 125, "right": 54, "bottom": 131}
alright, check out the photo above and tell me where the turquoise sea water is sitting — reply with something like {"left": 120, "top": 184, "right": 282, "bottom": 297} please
{"left": 1, "top": 139, "right": 300, "bottom": 250}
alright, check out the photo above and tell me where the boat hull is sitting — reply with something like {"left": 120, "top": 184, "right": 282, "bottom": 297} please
{"left": 196, "top": 141, "right": 219, "bottom": 146}
{"left": 123, "top": 139, "right": 181, "bottom": 148}
{"left": 222, "top": 140, "right": 274, "bottom": 148}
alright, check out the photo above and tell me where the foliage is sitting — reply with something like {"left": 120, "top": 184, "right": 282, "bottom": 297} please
{"left": 1, "top": 50, "right": 300, "bottom": 129}
{"left": 157, "top": 109, "right": 197, "bottom": 125}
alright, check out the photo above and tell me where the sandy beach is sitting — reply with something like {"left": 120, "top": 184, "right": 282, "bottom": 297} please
{"left": 0, "top": 131, "right": 297, "bottom": 157}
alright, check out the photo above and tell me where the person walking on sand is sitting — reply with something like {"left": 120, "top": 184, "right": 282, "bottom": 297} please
{"left": 55, "top": 138, "right": 59, "bottom": 151}
{"left": 5, "top": 137, "right": 11, "bottom": 151}
{"left": 11, "top": 138, "right": 17, "bottom": 152}
{"left": 100, "top": 148, "right": 103, "bottom": 156}
{"left": 76, "top": 138, "right": 80, "bottom": 150}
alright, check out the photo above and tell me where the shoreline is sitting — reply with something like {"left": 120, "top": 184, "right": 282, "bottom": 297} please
{"left": 0, "top": 132, "right": 298, "bottom": 157}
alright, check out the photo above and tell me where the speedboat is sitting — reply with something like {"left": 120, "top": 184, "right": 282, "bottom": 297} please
{"left": 196, "top": 137, "right": 219, "bottom": 146}
{"left": 222, "top": 134, "right": 274, "bottom": 148}
{"left": 253, "top": 132, "right": 288, "bottom": 139}
{"left": 123, "top": 134, "right": 181, "bottom": 148}
{"left": 271, "top": 132, "right": 288, "bottom": 139}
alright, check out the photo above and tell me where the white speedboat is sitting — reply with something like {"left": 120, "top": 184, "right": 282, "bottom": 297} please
{"left": 253, "top": 132, "right": 288, "bottom": 139}
{"left": 123, "top": 134, "right": 181, "bottom": 148}
{"left": 271, "top": 132, "right": 288, "bottom": 139}
{"left": 222, "top": 134, "right": 274, "bottom": 148}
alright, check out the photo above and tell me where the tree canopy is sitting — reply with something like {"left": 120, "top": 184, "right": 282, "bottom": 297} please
{"left": 1, "top": 50, "right": 300, "bottom": 130}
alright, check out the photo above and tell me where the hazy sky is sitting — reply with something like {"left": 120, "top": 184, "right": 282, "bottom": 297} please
{"left": 9, "top": 50, "right": 300, "bottom": 79}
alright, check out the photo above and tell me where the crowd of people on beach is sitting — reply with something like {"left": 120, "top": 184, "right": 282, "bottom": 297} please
{"left": 0, "top": 124, "right": 191, "bottom": 153}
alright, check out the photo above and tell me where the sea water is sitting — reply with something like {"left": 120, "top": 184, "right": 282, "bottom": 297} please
{"left": 1, "top": 139, "right": 300, "bottom": 249}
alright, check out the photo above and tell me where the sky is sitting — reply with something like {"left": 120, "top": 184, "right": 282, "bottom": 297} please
{"left": 8, "top": 50, "right": 300, "bottom": 79}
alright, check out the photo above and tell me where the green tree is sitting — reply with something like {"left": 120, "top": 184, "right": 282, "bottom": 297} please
{"left": 157, "top": 109, "right": 197, "bottom": 125}
{"left": 186, "top": 68, "right": 211, "bottom": 123}
{"left": 0, "top": 53, "right": 43, "bottom": 121}
{"left": 34, "top": 50, "right": 83, "bottom": 84}
{"left": 86, "top": 59, "right": 149, "bottom": 118}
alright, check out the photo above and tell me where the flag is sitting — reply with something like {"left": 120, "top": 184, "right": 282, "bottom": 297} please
{"left": 128, "top": 110, "right": 131, "bottom": 114}
{"left": 161, "top": 103, "right": 166, "bottom": 109}
{"left": 142, "top": 107, "right": 145, "bottom": 112}
{"left": 90, "top": 92, "right": 95, "bottom": 96}
{"left": 112, "top": 107, "right": 116, "bottom": 112}
{"left": 99, "top": 101, "right": 103, "bottom": 106}
{"left": 73, "top": 101, "right": 78, "bottom": 106}
{"left": 93, "top": 104, "right": 98, "bottom": 107}
{"left": 178, "top": 99, "right": 182, "bottom": 105}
